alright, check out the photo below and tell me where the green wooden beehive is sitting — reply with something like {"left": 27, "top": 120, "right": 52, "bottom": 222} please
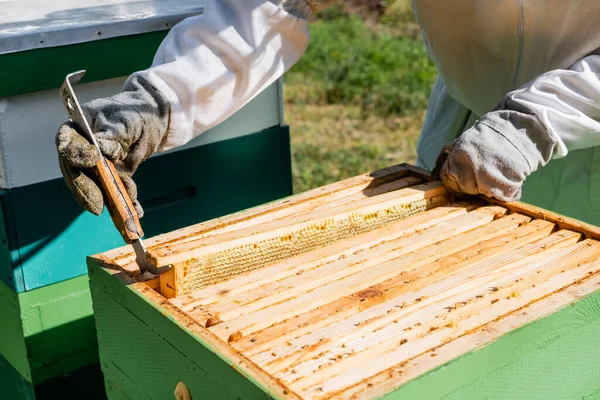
{"left": 88, "top": 165, "right": 600, "bottom": 400}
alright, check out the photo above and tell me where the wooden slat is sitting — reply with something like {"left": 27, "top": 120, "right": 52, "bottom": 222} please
{"left": 248, "top": 221, "right": 566, "bottom": 371}
{"left": 159, "top": 267, "right": 177, "bottom": 299}
{"left": 234, "top": 217, "right": 553, "bottom": 356}
{"left": 143, "top": 277, "right": 160, "bottom": 291}
{"left": 332, "top": 261, "right": 600, "bottom": 400}
{"left": 171, "top": 202, "right": 475, "bottom": 311}
{"left": 205, "top": 207, "right": 520, "bottom": 342}
{"left": 487, "top": 197, "right": 600, "bottom": 240}
{"left": 300, "top": 240, "right": 600, "bottom": 398}
{"left": 104, "top": 164, "right": 422, "bottom": 271}
{"left": 194, "top": 206, "right": 507, "bottom": 327}
{"left": 158, "top": 183, "right": 450, "bottom": 297}
{"left": 150, "top": 182, "right": 448, "bottom": 266}
{"left": 284, "top": 232, "right": 589, "bottom": 390}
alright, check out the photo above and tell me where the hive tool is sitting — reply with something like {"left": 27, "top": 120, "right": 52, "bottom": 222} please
{"left": 60, "top": 70, "right": 171, "bottom": 276}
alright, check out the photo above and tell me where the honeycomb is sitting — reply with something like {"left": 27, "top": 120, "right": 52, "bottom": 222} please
{"left": 177, "top": 194, "right": 449, "bottom": 294}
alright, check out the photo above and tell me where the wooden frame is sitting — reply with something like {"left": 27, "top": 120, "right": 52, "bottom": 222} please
{"left": 90, "top": 164, "right": 600, "bottom": 399}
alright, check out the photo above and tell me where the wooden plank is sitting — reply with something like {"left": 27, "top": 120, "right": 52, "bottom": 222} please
{"left": 91, "top": 281, "right": 276, "bottom": 400}
{"left": 158, "top": 183, "right": 450, "bottom": 297}
{"left": 206, "top": 207, "right": 526, "bottom": 342}
{"left": 303, "top": 240, "right": 600, "bottom": 398}
{"left": 486, "top": 197, "right": 600, "bottom": 240}
{"left": 234, "top": 217, "right": 553, "bottom": 356}
{"left": 407, "top": 162, "right": 600, "bottom": 240}
{"left": 103, "top": 164, "right": 421, "bottom": 269}
{"left": 283, "top": 237, "right": 598, "bottom": 392}
{"left": 131, "top": 272, "right": 160, "bottom": 291}
{"left": 159, "top": 269, "right": 177, "bottom": 299}
{"left": 248, "top": 221, "right": 567, "bottom": 372}
{"left": 194, "top": 206, "right": 508, "bottom": 327}
{"left": 171, "top": 202, "right": 476, "bottom": 311}
{"left": 352, "top": 175, "right": 423, "bottom": 198}
{"left": 142, "top": 277, "right": 159, "bottom": 291}
{"left": 340, "top": 272, "right": 600, "bottom": 400}
{"left": 151, "top": 182, "right": 448, "bottom": 266}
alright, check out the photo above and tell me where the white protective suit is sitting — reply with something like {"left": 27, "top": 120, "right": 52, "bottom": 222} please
{"left": 127, "top": 0, "right": 600, "bottom": 225}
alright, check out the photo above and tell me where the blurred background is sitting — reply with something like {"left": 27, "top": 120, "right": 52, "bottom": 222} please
{"left": 286, "top": 0, "right": 437, "bottom": 193}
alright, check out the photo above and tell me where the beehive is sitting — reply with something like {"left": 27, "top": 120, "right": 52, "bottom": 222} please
{"left": 89, "top": 164, "right": 600, "bottom": 399}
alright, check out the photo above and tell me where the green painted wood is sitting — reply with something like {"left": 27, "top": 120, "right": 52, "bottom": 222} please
{"left": 589, "top": 388, "right": 600, "bottom": 400}
{"left": 0, "top": 280, "right": 31, "bottom": 383}
{"left": 105, "top": 378, "right": 134, "bottom": 400}
{"left": 0, "top": 31, "right": 168, "bottom": 97}
{"left": 89, "top": 262, "right": 274, "bottom": 400}
{"left": 384, "top": 288, "right": 600, "bottom": 400}
{"left": 89, "top": 250, "right": 600, "bottom": 399}
{"left": 0, "top": 275, "right": 99, "bottom": 390}
{"left": 20, "top": 274, "right": 94, "bottom": 335}
{"left": 135, "top": 125, "right": 293, "bottom": 239}
{"left": 92, "top": 284, "right": 248, "bottom": 400}
{"left": 0, "top": 192, "right": 24, "bottom": 292}
{"left": 1, "top": 125, "right": 292, "bottom": 292}
{"left": 102, "top": 359, "right": 144, "bottom": 400}
{"left": 0, "top": 354, "right": 35, "bottom": 400}
{"left": 18, "top": 275, "right": 98, "bottom": 385}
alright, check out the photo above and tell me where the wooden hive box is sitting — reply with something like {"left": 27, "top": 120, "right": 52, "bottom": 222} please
{"left": 88, "top": 164, "right": 600, "bottom": 400}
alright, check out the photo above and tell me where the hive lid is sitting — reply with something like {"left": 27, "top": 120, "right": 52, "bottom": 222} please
{"left": 0, "top": 0, "right": 204, "bottom": 55}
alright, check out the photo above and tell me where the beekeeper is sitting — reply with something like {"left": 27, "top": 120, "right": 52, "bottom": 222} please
{"left": 55, "top": 0, "right": 600, "bottom": 225}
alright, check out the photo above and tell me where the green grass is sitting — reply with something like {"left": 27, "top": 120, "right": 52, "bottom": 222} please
{"left": 285, "top": 3, "right": 436, "bottom": 193}
{"left": 285, "top": 10, "right": 436, "bottom": 117}
{"left": 287, "top": 103, "right": 424, "bottom": 193}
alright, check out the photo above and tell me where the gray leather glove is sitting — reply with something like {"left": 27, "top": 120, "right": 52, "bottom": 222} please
{"left": 56, "top": 76, "right": 169, "bottom": 218}
{"left": 433, "top": 99, "right": 558, "bottom": 202}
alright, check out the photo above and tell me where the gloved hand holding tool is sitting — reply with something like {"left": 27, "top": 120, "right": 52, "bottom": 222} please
{"left": 54, "top": 0, "right": 332, "bottom": 219}
{"left": 57, "top": 73, "right": 169, "bottom": 219}
{"left": 59, "top": 70, "right": 170, "bottom": 275}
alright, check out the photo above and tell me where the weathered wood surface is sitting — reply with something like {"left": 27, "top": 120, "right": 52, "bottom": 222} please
{"left": 103, "top": 164, "right": 427, "bottom": 274}
{"left": 155, "top": 182, "right": 449, "bottom": 297}
{"left": 171, "top": 202, "right": 475, "bottom": 310}
{"left": 93, "top": 164, "right": 600, "bottom": 399}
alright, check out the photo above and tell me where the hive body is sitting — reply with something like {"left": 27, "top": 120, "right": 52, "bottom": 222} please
{"left": 91, "top": 164, "right": 600, "bottom": 400}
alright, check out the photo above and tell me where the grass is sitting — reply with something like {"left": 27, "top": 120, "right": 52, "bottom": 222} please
{"left": 285, "top": 2, "right": 436, "bottom": 193}
{"left": 288, "top": 103, "right": 424, "bottom": 193}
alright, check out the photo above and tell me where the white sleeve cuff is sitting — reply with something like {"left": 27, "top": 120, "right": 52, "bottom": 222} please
{"left": 507, "top": 55, "right": 600, "bottom": 158}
